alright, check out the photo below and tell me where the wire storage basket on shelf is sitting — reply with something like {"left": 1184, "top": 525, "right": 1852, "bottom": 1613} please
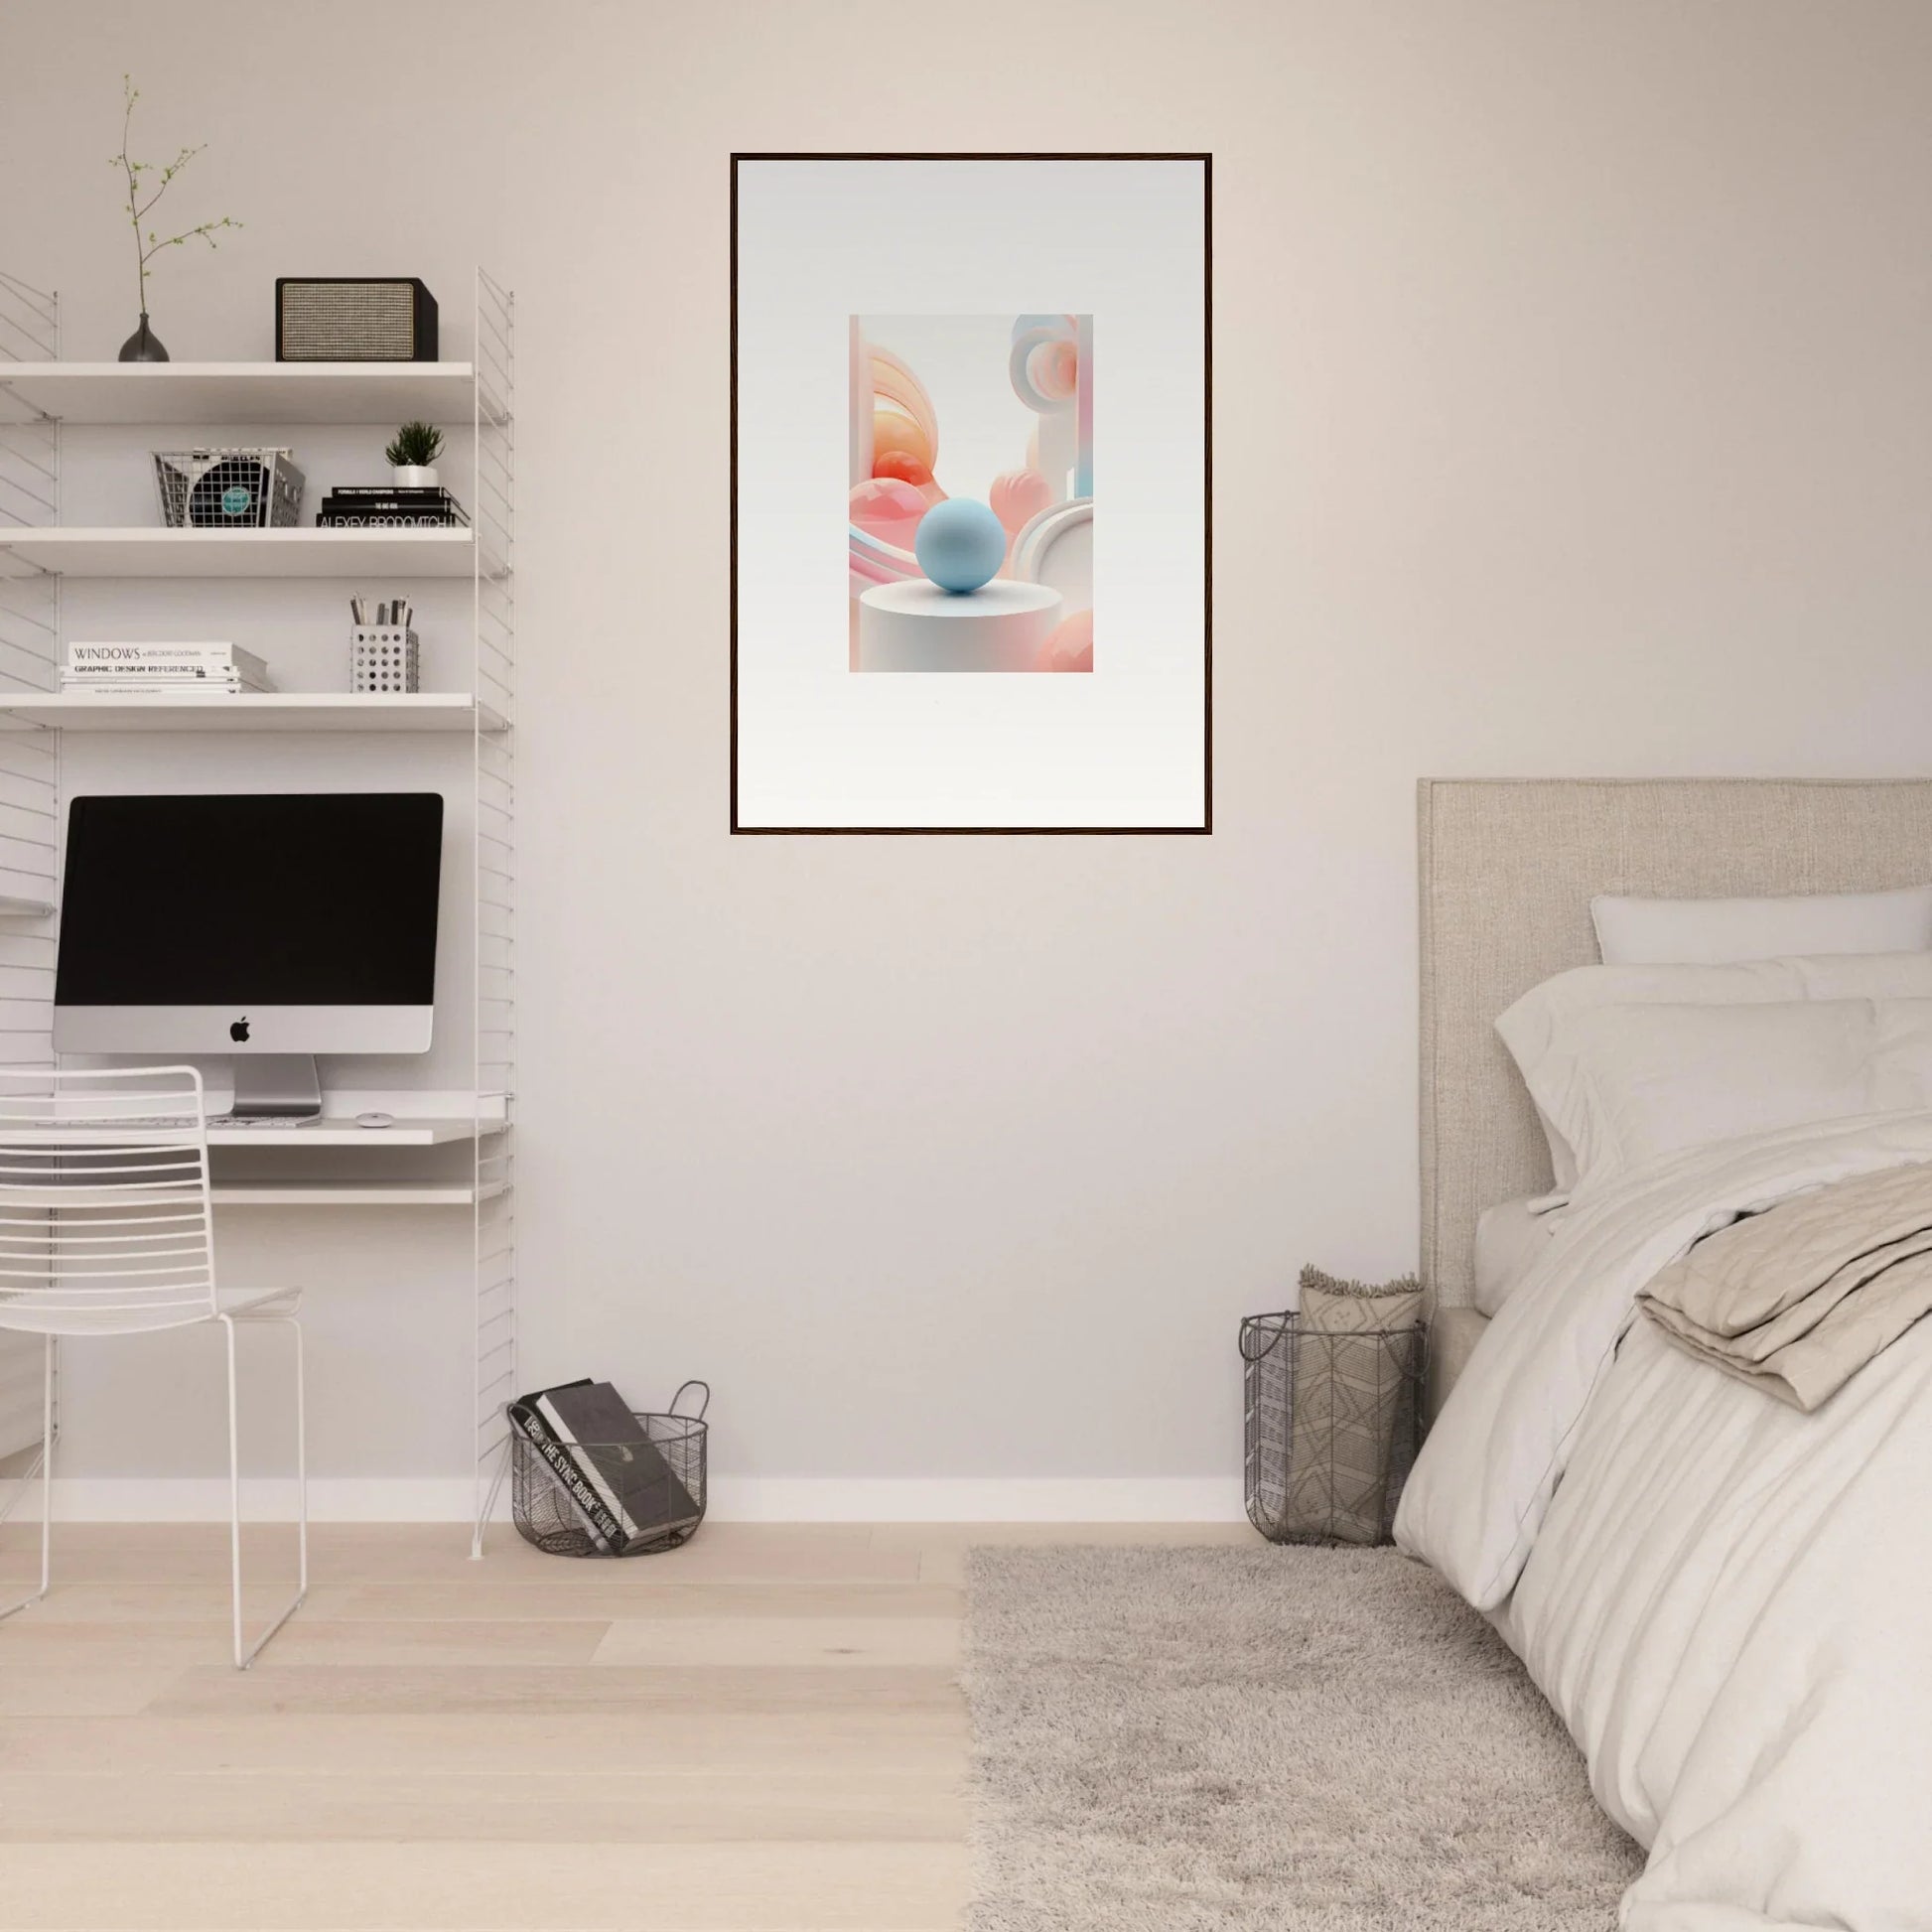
{"left": 1241, "top": 1311, "right": 1423, "bottom": 1547}
{"left": 153, "top": 447, "right": 305, "bottom": 528}
{"left": 510, "top": 1381, "right": 709, "bottom": 1558}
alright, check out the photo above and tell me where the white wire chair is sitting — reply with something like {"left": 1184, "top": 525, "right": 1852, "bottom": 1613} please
{"left": 0, "top": 1066, "right": 306, "bottom": 1668}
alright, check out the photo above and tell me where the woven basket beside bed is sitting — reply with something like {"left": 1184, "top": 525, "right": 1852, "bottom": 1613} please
{"left": 1242, "top": 1268, "right": 1425, "bottom": 1546}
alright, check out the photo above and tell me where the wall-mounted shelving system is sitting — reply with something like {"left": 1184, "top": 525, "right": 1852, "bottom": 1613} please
{"left": 0, "top": 267, "right": 518, "bottom": 1553}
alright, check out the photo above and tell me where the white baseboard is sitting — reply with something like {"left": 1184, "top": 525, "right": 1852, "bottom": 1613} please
{"left": 709, "top": 1478, "right": 1247, "bottom": 1522}
{"left": 42, "top": 1478, "right": 491, "bottom": 1523}
{"left": 30, "top": 1475, "right": 1247, "bottom": 1525}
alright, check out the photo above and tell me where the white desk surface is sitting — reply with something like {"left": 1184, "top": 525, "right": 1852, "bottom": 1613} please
{"left": 209, "top": 1117, "right": 489, "bottom": 1148}
{"left": 3, "top": 1117, "right": 494, "bottom": 1149}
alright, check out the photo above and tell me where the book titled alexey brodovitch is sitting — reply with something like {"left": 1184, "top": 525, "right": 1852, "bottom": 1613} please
{"left": 509, "top": 1379, "right": 704, "bottom": 1555}
{"left": 317, "top": 484, "right": 470, "bottom": 529}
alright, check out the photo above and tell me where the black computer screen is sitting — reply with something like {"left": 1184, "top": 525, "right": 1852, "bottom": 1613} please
{"left": 56, "top": 793, "right": 444, "bottom": 1007}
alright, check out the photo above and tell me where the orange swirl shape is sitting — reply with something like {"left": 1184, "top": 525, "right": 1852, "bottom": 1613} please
{"left": 869, "top": 346, "right": 939, "bottom": 473}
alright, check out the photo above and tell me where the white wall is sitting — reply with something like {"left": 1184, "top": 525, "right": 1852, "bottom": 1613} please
{"left": 4, "top": 0, "right": 1930, "bottom": 1515}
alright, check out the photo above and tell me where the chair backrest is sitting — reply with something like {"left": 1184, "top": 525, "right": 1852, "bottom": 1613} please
{"left": 0, "top": 1066, "right": 216, "bottom": 1336}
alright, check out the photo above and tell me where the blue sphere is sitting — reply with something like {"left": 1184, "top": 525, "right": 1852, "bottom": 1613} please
{"left": 914, "top": 497, "right": 1007, "bottom": 594}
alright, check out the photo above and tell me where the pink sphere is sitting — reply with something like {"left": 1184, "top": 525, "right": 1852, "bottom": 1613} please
{"left": 849, "top": 477, "right": 928, "bottom": 551}
{"left": 872, "top": 450, "right": 933, "bottom": 489}
{"left": 1035, "top": 609, "right": 1093, "bottom": 672}
{"left": 989, "top": 467, "right": 1051, "bottom": 538}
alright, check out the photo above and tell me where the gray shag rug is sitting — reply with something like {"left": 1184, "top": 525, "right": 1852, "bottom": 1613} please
{"left": 962, "top": 1545, "right": 1643, "bottom": 1930}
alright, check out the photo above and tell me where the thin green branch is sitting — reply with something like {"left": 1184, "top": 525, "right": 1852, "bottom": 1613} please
{"left": 112, "top": 74, "right": 239, "bottom": 315}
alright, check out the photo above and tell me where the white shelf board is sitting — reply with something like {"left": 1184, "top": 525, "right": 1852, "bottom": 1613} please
{"left": 2, "top": 1118, "right": 483, "bottom": 1149}
{"left": 0, "top": 527, "right": 480, "bottom": 579}
{"left": 210, "top": 1179, "right": 499, "bottom": 1207}
{"left": 0, "top": 692, "right": 504, "bottom": 734}
{"left": 0, "top": 896, "right": 53, "bottom": 917}
{"left": 0, "top": 360, "right": 483, "bottom": 426}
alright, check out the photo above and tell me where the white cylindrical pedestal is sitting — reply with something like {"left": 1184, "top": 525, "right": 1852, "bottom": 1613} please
{"left": 857, "top": 581, "right": 1064, "bottom": 673}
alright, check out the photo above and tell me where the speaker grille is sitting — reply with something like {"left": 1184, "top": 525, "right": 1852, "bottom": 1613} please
{"left": 278, "top": 281, "right": 428, "bottom": 360}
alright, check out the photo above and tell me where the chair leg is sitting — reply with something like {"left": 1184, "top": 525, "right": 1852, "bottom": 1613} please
{"left": 0, "top": 1334, "right": 55, "bottom": 1623}
{"left": 219, "top": 1311, "right": 308, "bottom": 1670}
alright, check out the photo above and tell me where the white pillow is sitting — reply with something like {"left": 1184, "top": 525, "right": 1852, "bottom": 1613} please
{"left": 1591, "top": 885, "right": 1932, "bottom": 965}
{"left": 1496, "top": 952, "right": 1932, "bottom": 1195}
{"left": 1472, "top": 1196, "right": 1559, "bottom": 1315}
{"left": 1509, "top": 997, "right": 1932, "bottom": 1205}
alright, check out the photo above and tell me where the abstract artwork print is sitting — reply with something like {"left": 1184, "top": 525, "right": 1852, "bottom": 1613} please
{"left": 733, "top": 154, "right": 1207, "bottom": 831}
{"left": 848, "top": 315, "right": 1092, "bottom": 674}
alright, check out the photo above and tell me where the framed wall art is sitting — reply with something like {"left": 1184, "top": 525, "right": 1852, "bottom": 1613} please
{"left": 731, "top": 153, "right": 1211, "bottom": 834}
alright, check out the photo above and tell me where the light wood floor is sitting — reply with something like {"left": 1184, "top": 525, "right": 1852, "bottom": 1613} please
{"left": 0, "top": 1520, "right": 1251, "bottom": 1931}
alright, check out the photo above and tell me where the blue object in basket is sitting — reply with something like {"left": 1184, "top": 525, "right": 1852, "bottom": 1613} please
{"left": 914, "top": 497, "right": 1007, "bottom": 594}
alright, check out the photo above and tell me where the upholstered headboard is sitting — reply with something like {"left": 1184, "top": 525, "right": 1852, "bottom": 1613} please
{"left": 1418, "top": 777, "right": 1932, "bottom": 1310}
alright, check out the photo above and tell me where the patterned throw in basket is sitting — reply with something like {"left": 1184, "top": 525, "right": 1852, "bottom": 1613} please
{"left": 1242, "top": 1268, "right": 1424, "bottom": 1546}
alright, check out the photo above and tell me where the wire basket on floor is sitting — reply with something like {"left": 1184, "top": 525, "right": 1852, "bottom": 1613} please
{"left": 1241, "top": 1311, "right": 1423, "bottom": 1546}
{"left": 510, "top": 1381, "right": 708, "bottom": 1558}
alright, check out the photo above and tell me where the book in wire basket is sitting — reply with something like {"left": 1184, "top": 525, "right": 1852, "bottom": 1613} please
{"left": 508, "top": 1380, "right": 708, "bottom": 1557}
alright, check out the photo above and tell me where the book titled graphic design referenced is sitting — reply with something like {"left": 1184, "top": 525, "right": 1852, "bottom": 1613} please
{"left": 65, "top": 642, "right": 272, "bottom": 692}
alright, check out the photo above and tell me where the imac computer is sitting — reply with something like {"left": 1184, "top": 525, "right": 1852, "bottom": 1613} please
{"left": 54, "top": 792, "right": 445, "bottom": 1119}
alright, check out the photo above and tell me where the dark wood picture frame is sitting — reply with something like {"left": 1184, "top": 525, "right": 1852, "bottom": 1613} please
{"left": 730, "top": 152, "right": 1213, "bottom": 836}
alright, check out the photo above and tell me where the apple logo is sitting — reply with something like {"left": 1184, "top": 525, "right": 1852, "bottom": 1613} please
{"left": 229, "top": 1018, "right": 250, "bottom": 1043}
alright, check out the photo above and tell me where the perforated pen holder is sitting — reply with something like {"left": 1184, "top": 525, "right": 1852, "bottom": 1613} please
{"left": 350, "top": 625, "right": 420, "bottom": 694}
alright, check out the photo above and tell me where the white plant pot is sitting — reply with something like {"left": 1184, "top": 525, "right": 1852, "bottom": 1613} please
{"left": 392, "top": 466, "right": 439, "bottom": 488}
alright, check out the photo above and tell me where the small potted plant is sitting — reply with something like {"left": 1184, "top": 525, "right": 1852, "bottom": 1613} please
{"left": 385, "top": 420, "right": 444, "bottom": 488}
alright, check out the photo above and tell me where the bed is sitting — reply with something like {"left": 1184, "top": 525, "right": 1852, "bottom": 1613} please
{"left": 1399, "top": 777, "right": 1932, "bottom": 1931}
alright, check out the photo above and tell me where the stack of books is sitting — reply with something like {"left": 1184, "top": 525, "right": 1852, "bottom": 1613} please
{"left": 510, "top": 1379, "right": 704, "bottom": 1555}
{"left": 316, "top": 484, "right": 470, "bottom": 529}
{"left": 64, "top": 641, "right": 274, "bottom": 695}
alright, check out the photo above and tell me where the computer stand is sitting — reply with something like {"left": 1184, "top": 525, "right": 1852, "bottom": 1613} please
{"left": 229, "top": 1055, "right": 323, "bottom": 1122}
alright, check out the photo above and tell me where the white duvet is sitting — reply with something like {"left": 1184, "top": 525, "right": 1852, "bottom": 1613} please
{"left": 1396, "top": 1112, "right": 1932, "bottom": 1930}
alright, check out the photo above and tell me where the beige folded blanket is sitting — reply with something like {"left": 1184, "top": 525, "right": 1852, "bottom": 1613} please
{"left": 1638, "top": 1160, "right": 1932, "bottom": 1410}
